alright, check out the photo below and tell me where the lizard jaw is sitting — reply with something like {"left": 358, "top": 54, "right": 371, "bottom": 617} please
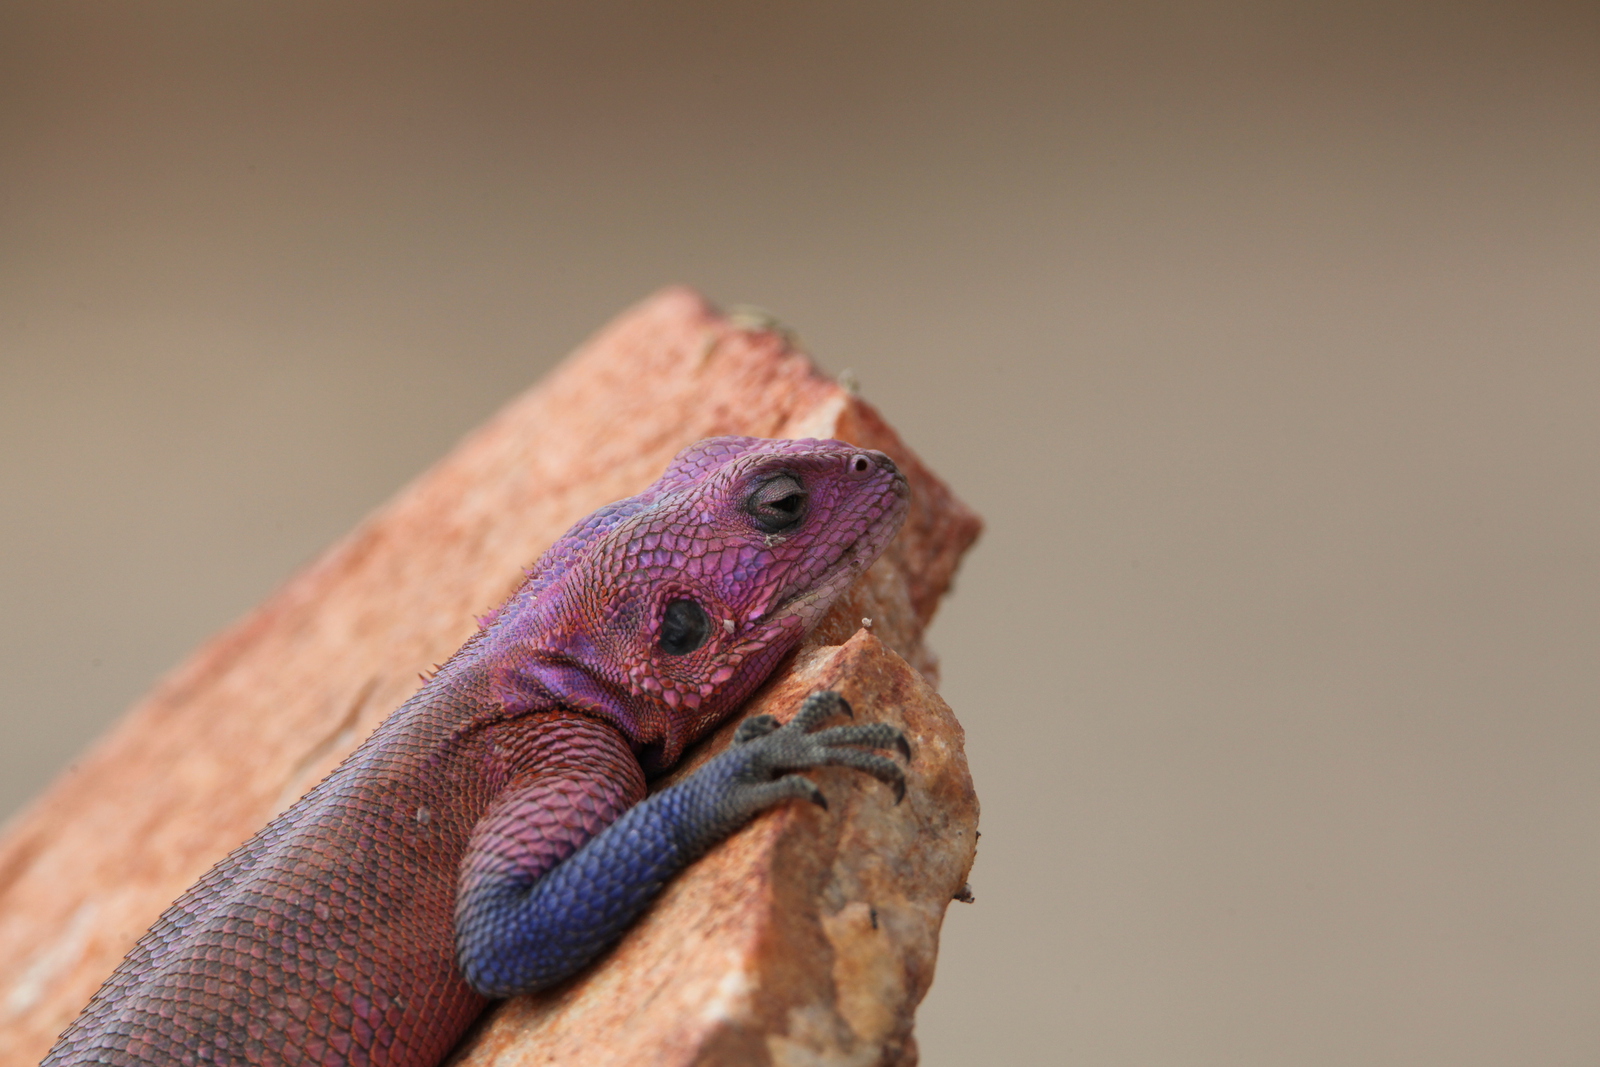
{"left": 761, "top": 525, "right": 888, "bottom": 635}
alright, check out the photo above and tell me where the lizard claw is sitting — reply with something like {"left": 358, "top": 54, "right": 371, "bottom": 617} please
{"left": 792, "top": 690, "right": 852, "bottom": 732}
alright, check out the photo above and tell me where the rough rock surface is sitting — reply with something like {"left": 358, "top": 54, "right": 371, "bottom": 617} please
{"left": 0, "top": 288, "right": 982, "bottom": 1067}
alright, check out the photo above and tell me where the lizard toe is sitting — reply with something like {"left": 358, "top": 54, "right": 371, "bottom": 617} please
{"left": 805, "top": 721, "right": 908, "bottom": 756}
{"left": 811, "top": 747, "right": 907, "bottom": 804}
{"left": 733, "top": 714, "right": 781, "bottom": 744}
{"left": 791, "top": 690, "right": 852, "bottom": 732}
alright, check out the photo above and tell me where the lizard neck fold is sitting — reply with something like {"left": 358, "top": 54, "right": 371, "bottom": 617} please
{"left": 489, "top": 648, "right": 648, "bottom": 746}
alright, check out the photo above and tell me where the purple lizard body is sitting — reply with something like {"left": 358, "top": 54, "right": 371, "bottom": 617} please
{"left": 44, "top": 436, "right": 910, "bottom": 1067}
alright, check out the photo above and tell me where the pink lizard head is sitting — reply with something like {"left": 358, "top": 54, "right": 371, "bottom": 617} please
{"left": 483, "top": 437, "right": 909, "bottom": 768}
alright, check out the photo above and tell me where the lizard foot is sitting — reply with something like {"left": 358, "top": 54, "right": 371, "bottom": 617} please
{"left": 725, "top": 690, "right": 910, "bottom": 810}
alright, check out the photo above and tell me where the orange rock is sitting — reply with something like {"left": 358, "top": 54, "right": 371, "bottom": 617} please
{"left": 0, "top": 289, "right": 981, "bottom": 1067}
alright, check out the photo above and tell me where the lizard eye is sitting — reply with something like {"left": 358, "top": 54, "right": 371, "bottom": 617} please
{"left": 658, "top": 599, "right": 712, "bottom": 656}
{"left": 745, "top": 473, "right": 808, "bottom": 534}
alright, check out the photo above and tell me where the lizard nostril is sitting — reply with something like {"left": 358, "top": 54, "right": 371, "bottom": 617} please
{"left": 847, "top": 453, "right": 875, "bottom": 478}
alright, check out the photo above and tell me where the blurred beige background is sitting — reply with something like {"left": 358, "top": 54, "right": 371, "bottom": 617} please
{"left": 2, "top": 2, "right": 1597, "bottom": 1064}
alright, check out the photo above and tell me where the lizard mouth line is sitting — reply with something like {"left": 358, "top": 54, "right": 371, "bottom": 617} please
{"left": 761, "top": 523, "right": 888, "bottom": 627}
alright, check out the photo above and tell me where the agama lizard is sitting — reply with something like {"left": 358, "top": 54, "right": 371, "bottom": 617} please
{"left": 44, "top": 436, "right": 911, "bottom": 1067}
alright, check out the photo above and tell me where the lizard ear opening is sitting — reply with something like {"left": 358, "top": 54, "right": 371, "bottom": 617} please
{"left": 658, "top": 599, "right": 712, "bottom": 656}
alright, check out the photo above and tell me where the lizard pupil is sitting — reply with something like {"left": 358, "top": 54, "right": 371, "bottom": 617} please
{"left": 658, "top": 599, "right": 712, "bottom": 656}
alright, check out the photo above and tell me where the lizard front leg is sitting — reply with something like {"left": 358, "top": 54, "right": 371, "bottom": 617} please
{"left": 453, "top": 713, "right": 647, "bottom": 997}
{"left": 453, "top": 691, "right": 908, "bottom": 998}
